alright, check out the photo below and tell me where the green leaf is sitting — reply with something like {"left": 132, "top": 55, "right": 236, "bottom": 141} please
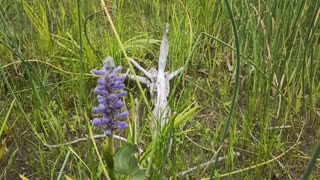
{"left": 131, "top": 169, "right": 147, "bottom": 180}
{"left": 223, "top": 101, "right": 232, "bottom": 107}
{"left": 114, "top": 143, "right": 146, "bottom": 180}
{"left": 19, "top": 174, "right": 30, "bottom": 180}
{"left": 174, "top": 102, "right": 200, "bottom": 128}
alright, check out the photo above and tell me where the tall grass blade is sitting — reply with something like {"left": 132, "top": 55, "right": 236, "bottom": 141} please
{"left": 210, "top": 0, "right": 241, "bottom": 178}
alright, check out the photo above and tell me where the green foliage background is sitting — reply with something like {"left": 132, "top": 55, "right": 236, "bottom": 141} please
{"left": 0, "top": 0, "right": 320, "bottom": 179}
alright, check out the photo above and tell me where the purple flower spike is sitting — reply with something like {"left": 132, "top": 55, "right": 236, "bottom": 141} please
{"left": 91, "top": 57, "right": 129, "bottom": 136}
{"left": 117, "top": 91, "right": 127, "bottom": 98}
{"left": 113, "top": 66, "right": 123, "bottom": 73}
{"left": 105, "top": 129, "right": 112, "bottom": 136}
{"left": 117, "top": 111, "right": 129, "bottom": 118}
{"left": 93, "top": 104, "right": 106, "bottom": 113}
{"left": 116, "top": 121, "right": 128, "bottom": 129}
{"left": 91, "top": 69, "right": 106, "bottom": 76}
{"left": 92, "top": 118, "right": 102, "bottom": 126}
{"left": 114, "top": 101, "right": 125, "bottom": 109}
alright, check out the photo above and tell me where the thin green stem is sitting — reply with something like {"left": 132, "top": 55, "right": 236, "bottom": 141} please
{"left": 210, "top": 0, "right": 241, "bottom": 178}
{"left": 107, "top": 135, "right": 116, "bottom": 180}
{"left": 99, "top": 0, "right": 153, "bottom": 123}
{"left": 77, "top": 0, "right": 87, "bottom": 110}
{"left": 84, "top": 9, "right": 104, "bottom": 60}
{"left": 302, "top": 141, "right": 320, "bottom": 179}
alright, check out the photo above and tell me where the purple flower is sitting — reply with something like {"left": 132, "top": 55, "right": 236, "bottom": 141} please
{"left": 91, "top": 57, "right": 128, "bottom": 136}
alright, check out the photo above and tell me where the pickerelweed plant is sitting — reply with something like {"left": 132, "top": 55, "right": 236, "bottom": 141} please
{"left": 91, "top": 57, "right": 127, "bottom": 179}
{"left": 91, "top": 57, "right": 129, "bottom": 136}
{"left": 91, "top": 57, "right": 146, "bottom": 179}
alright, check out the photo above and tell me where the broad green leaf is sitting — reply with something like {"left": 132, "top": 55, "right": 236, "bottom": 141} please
{"left": 174, "top": 102, "right": 200, "bottom": 128}
{"left": 223, "top": 101, "right": 232, "bottom": 107}
{"left": 19, "top": 174, "right": 29, "bottom": 180}
{"left": 114, "top": 143, "right": 146, "bottom": 180}
{"left": 64, "top": 174, "right": 74, "bottom": 180}
{"left": 131, "top": 169, "right": 147, "bottom": 180}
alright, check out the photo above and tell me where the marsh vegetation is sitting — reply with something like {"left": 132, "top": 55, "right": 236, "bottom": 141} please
{"left": 0, "top": 0, "right": 320, "bottom": 179}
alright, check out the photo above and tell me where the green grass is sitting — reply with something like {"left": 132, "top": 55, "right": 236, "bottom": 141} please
{"left": 1, "top": 0, "right": 320, "bottom": 179}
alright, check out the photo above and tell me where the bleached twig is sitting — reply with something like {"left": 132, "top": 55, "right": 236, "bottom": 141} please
{"left": 153, "top": 23, "right": 171, "bottom": 127}
{"left": 125, "top": 24, "right": 185, "bottom": 133}
{"left": 44, "top": 134, "right": 144, "bottom": 154}
{"left": 126, "top": 74, "right": 149, "bottom": 85}
{"left": 128, "top": 58, "right": 152, "bottom": 80}
{"left": 267, "top": 125, "right": 291, "bottom": 130}
{"left": 177, "top": 152, "right": 240, "bottom": 177}
{"left": 158, "top": 24, "right": 170, "bottom": 74}
{"left": 169, "top": 67, "right": 185, "bottom": 80}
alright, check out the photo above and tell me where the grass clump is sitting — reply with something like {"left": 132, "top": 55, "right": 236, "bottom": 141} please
{"left": 1, "top": 0, "right": 320, "bottom": 179}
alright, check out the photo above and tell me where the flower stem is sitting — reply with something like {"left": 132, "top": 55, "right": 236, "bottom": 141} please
{"left": 102, "top": 134, "right": 116, "bottom": 180}
{"left": 107, "top": 134, "right": 116, "bottom": 180}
